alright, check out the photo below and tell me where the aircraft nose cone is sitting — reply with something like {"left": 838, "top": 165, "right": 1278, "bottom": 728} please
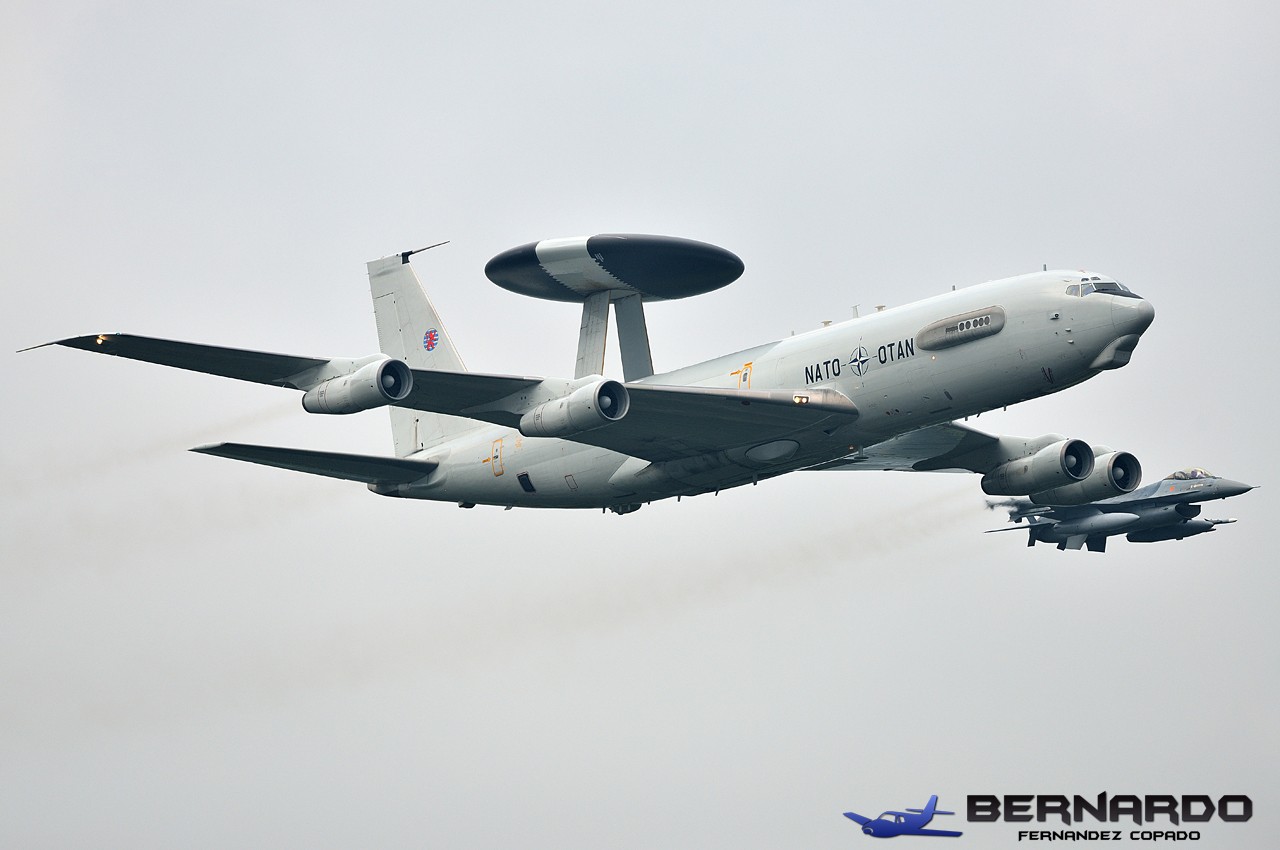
{"left": 1112, "top": 297, "right": 1155, "bottom": 336}
{"left": 1217, "top": 480, "right": 1257, "bottom": 498}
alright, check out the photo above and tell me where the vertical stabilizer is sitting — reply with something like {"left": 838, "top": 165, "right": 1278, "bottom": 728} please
{"left": 367, "top": 252, "right": 482, "bottom": 456}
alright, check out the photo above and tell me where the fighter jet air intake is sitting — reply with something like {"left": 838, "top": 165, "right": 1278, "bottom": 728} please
{"left": 32, "top": 234, "right": 1157, "bottom": 516}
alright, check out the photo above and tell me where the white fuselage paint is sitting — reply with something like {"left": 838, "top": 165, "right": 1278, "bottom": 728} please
{"left": 383, "top": 271, "right": 1153, "bottom": 509}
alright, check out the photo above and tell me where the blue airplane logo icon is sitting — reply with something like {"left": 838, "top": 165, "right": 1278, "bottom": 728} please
{"left": 844, "top": 795, "right": 963, "bottom": 838}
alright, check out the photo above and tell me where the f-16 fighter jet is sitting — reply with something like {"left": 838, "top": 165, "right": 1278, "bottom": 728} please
{"left": 989, "top": 467, "right": 1255, "bottom": 552}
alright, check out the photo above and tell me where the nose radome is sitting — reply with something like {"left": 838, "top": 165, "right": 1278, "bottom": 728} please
{"left": 1113, "top": 297, "right": 1156, "bottom": 335}
{"left": 1217, "top": 480, "right": 1257, "bottom": 498}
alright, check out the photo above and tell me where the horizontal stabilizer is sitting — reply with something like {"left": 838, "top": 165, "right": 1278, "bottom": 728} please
{"left": 191, "top": 442, "right": 438, "bottom": 485}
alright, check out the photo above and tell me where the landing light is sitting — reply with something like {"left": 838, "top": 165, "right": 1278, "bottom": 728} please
{"left": 95, "top": 335, "right": 108, "bottom": 345}
{"left": 793, "top": 395, "right": 809, "bottom": 405}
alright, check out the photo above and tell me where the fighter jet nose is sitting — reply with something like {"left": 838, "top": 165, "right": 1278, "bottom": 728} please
{"left": 1113, "top": 297, "right": 1155, "bottom": 336}
{"left": 1218, "top": 480, "right": 1257, "bottom": 498}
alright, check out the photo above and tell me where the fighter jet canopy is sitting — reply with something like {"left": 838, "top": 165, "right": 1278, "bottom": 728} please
{"left": 1164, "top": 468, "right": 1216, "bottom": 480}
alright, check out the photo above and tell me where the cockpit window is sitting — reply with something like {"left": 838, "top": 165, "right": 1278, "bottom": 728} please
{"left": 1066, "top": 279, "right": 1142, "bottom": 298}
{"left": 1167, "top": 468, "right": 1214, "bottom": 480}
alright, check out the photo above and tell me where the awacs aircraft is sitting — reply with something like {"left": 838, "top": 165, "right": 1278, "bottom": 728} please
{"left": 30, "top": 234, "right": 1156, "bottom": 514}
{"left": 844, "top": 795, "right": 963, "bottom": 838}
{"left": 989, "top": 467, "right": 1255, "bottom": 551}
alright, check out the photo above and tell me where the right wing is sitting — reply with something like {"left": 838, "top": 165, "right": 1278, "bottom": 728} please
{"left": 805, "top": 421, "right": 1077, "bottom": 480}
{"left": 807, "top": 421, "right": 1001, "bottom": 473}
{"left": 191, "top": 443, "right": 438, "bottom": 485}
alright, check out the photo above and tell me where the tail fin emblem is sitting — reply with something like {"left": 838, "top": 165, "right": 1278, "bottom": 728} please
{"left": 423, "top": 329, "right": 439, "bottom": 351}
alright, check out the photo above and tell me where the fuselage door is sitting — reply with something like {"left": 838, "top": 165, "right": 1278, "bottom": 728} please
{"left": 736, "top": 361, "right": 753, "bottom": 389}
{"left": 490, "top": 438, "right": 505, "bottom": 477}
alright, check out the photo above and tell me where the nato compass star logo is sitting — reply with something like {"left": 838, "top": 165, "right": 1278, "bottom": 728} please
{"left": 422, "top": 328, "right": 440, "bottom": 352}
{"left": 849, "top": 345, "right": 871, "bottom": 377}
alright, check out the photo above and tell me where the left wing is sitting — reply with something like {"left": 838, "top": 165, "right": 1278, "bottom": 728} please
{"left": 842, "top": 812, "right": 872, "bottom": 826}
{"left": 38, "top": 333, "right": 547, "bottom": 409}
{"left": 912, "top": 828, "right": 964, "bottom": 837}
{"left": 40, "top": 333, "right": 861, "bottom": 464}
{"left": 556, "top": 384, "right": 859, "bottom": 462}
{"left": 35, "top": 334, "right": 329, "bottom": 387}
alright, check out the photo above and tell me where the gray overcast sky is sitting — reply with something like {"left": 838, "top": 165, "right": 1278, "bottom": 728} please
{"left": 3, "top": 2, "right": 1277, "bottom": 847}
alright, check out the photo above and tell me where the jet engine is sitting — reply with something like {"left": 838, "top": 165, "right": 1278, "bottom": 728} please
{"left": 980, "top": 439, "right": 1094, "bottom": 496}
{"left": 1029, "top": 451, "right": 1142, "bottom": 505}
{"left": 301, "top": 357, "right": 413, "bottom": 415}
{"left": 519, "top": 379, "right": 630, "bottom": 438}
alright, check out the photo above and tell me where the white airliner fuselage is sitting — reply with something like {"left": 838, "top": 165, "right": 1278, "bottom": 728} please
{"left": 377, "top": 271, "right": 1152, "bottom": 509}
{"left": 42, "top": 240, "right": 1154, "bottom": 515}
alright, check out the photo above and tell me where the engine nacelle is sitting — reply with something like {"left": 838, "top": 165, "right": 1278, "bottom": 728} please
{"left": 301, "top": 357, "right": 413, "bottom": 415}
{"left": 980, "top": 439, "right": 1094, "bottom": 496}
{"left": 519, "top": 379, "right": 630, "bottom": 438}
{"left": 1029, "top": 451, "right": 1142, "bottom": 505}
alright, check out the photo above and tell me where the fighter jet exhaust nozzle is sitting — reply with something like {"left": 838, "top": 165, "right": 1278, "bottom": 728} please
{"left": 301, "top": 357, "right": 413, "bottom": 415}
{"left": 981, "top": 438, "right": 1094, "bottom": 497}
{"left": 1029, "top": 451, "right": 1142, "bottom": 505}
{"left": 519, "top": 379, "right": 630, "bottom": 438}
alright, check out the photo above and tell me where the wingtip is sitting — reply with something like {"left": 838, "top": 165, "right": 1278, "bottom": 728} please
{"left": 20, "top": 333, "right": 122, "bottom": 353}
{"left": 189, "top": 443, "right": 229, "bottom": 454}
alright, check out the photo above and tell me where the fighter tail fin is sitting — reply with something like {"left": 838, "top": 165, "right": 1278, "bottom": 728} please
{"left": 367, "top": 251, "right": 485, "bottom": 457}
